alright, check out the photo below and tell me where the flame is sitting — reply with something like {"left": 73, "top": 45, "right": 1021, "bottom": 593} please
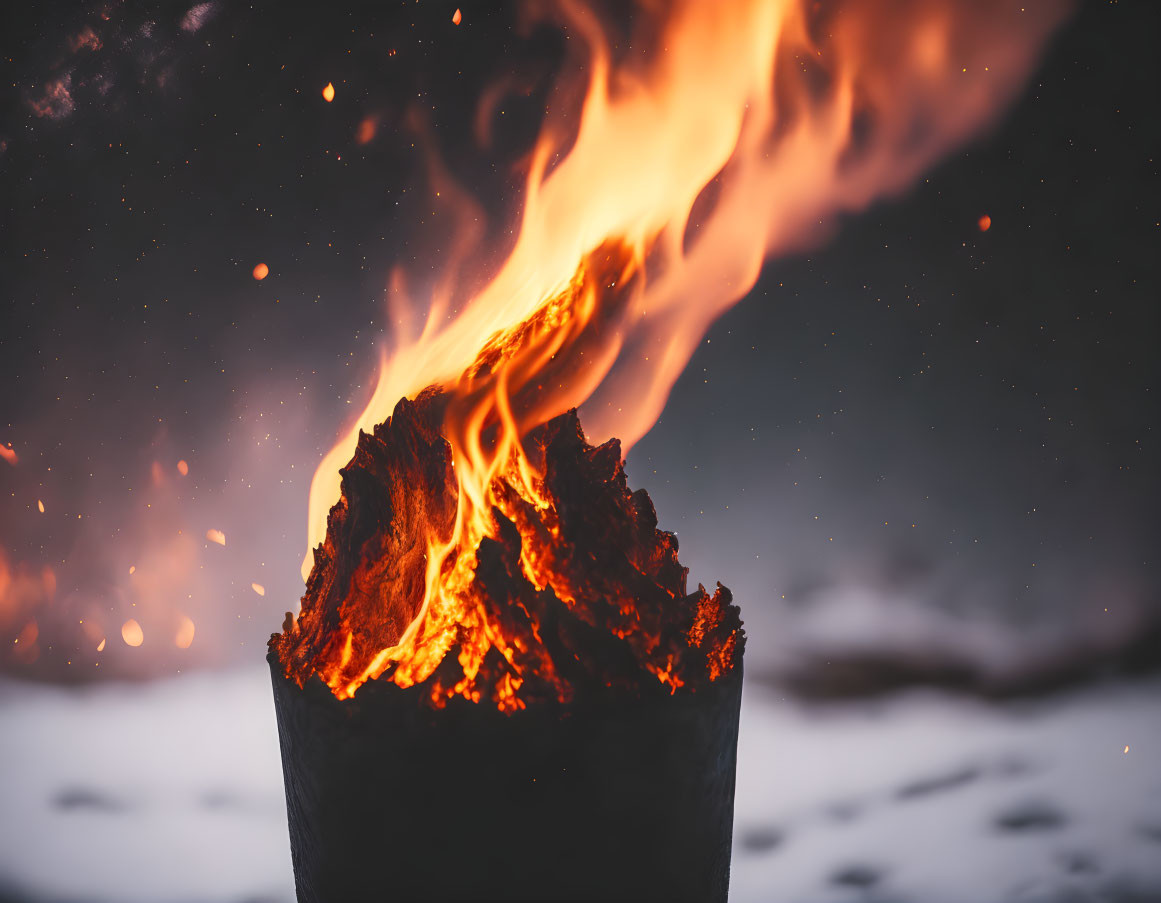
{"left": 37, "top": 500, "right": 45, "bottom": 514}
{"left": 121, "top": 618, "right": 144, "bottom": 647}
{"left": 291, "top": 0, "right": 1065, "bottom": 702}
{"left": 452, "top": 8, "right": 462, "bottom": 26}
{"left": 321, "top": 82, "right": 335, "bottom": 103}
{"left": 0, "top": 445, "right": 16, "bottom": 466}
{"left": 97, "top": 637, "right": 106, "bottom": 652}
{"left": 205, "top": 528, "right": 226, "bottom": 546}
{"left": 252, "top": 262, "right": 269, "bottom": 280}
{"left": 251, "top": 582, "right": 266, "bottom": 596}
{"left": 176, "top": 459, "right": 189, "bottom": 476}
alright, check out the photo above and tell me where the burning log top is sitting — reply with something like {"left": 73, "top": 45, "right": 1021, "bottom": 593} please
{"left": 271, "top": 389, "right": 742, "bottom": 711}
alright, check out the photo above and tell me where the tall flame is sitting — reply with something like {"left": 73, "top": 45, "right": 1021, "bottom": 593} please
{"left": 295, "top": 0, "right": 1065, "bottom": 698}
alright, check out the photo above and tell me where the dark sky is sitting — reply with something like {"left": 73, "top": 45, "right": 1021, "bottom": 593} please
{"left": 0, "top": 0, "right": 1157, "bottom": 682}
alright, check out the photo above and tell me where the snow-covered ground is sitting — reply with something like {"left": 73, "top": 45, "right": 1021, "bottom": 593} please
{"left": 0, "top": 670, "right": 1158, "bottom": 903}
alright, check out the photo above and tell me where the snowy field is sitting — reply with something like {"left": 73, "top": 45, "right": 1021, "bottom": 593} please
{"left": 0, "top": 669, "right": 1158, "bottom": 903}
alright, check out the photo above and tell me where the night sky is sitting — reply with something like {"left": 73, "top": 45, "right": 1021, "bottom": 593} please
{"left": 1, "top": 0, "right": 1157, "bottom": 683}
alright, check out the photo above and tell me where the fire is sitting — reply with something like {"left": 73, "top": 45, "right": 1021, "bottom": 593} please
{"left": 452, "top": 8, "right": 462, "bottom": 26}
{"left": 97, "top": 638, "right": 106, "bottom": 652}
{"left": 252, "top": 262, "right": 269, "bottom": 280}
{"left": 0, "top": 445, "right": 15, "bottom": 466}
{"left": 37, "top": 500, "right": 45, "bottom": 514}
{"left": 321, "top": 82, "right": 335, "bottom": 103}
{"left": 206, "top": 528, "right": 226, "bottom": 546}
{"left": 283, "top": 0, "right": 1064, "bottom": 706}
{"left": 176, "top": 459, "right": 189, "bottom": 476}
{"left": 252, "top": 582, "right": 266, "bottom": 596}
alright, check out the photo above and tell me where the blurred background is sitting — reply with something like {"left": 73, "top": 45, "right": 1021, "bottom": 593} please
{"left": 1, "top": 1, "right": 1157, "bottom": 901}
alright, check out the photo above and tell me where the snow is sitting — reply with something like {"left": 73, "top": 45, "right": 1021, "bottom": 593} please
{"left": 0, "top": 669, "right": 1158, "bottom": 902}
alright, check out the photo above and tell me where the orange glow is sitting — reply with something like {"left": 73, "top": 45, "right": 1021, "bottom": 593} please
{"left": 128, "top": 565, "right": 136, "bottom": 575}
{"left": 97, "top": 637, "right": 106, "bottom": 652}
{"left": 452, "top": 8, "right": 462, "bottom": 25}
{"left": 321, "top": 82, "right": 335, "bottom": 103}
{"left": 355, "top": 116, "right": 377, "bottom": 145}
{"left": 289, "top": 0, "right": 1064, "bottom": 704}
{"left": 0, "top": 445, "right": 16, "bottom": 466}
{"left": 175, "top": 615, "right": 196, "bottom": 649}
{"left": 978, "top": 214, "right": 992, "bottom": 232}
{"left": 36, "top": 500, "right": 44, "bottom": 514}
{"left": 206, "top": 528, "right": 226, "bottom": 546}
{"left": 177, "top": 459, "right": 189, "bottom": 476}
{"left": 252, "top": 262, "right": 269, "bottom": 280}
{"left": 252, "top": 582, "right": 266, "bottom": 596}
{"left": 121, "top": 618, "right": 144, "bottom": 647}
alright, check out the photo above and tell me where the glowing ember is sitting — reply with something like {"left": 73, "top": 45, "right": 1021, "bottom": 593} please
{"left": 0, "top": 445, "right": 15, "bottom": 466}
{"left": 36, "top": 500, "right": 44, "bottom": 514}
{"left": 206, "top": 528, "right": 226, "bottom": 546}
{"left": 275, "top": 392, "right": 742, "bottom": 709}
{"left": 321, "top": 82, "right": 335, "bottom": 103}
{"left": 121, "top": 619, "right": 144, "bottom": 647}
{"left": 177, "top": 459, "right": 189, "bottom": 476}
{"left": 175, "top": 615, "right": 196, "bottom": 649}
{"left": 128, "top": 565, "right": 136, "bottom": 575}
{"left": 1124, "top": 745, "right": 1130, "bottom": 754}
{"left": 355, "top": 116, "right": 377, "bottom": 145}
{"left": 252, "top": 582, "right": 266, "bottom": 596}
{"left": 978, "top": 214, "right": 992, "bottom": 232}
{"left": 252, "top": 262, "right": 269, "bottom": 280}
{"left": 96, "top": 638, "right": 106, "bottom": 652}
{"left": 452, "top": 8, "right": 462, "bottom": 25}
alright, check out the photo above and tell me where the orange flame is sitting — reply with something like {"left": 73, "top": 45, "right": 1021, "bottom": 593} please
{"left": 321, "top": 82, "right": 335, "bottom": 103}
{"left": 206, "top": 528, "right": 226, "bottom": 546}
{"left": 0, "top": 445, "right": 16, "bottom": 466}
{"left": 295, "top": 0, "right": 1065, "bottom": 699}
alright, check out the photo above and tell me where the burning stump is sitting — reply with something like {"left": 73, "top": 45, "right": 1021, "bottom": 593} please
{"left": 269, "top": 392, "right": 744, "bottom": 902}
